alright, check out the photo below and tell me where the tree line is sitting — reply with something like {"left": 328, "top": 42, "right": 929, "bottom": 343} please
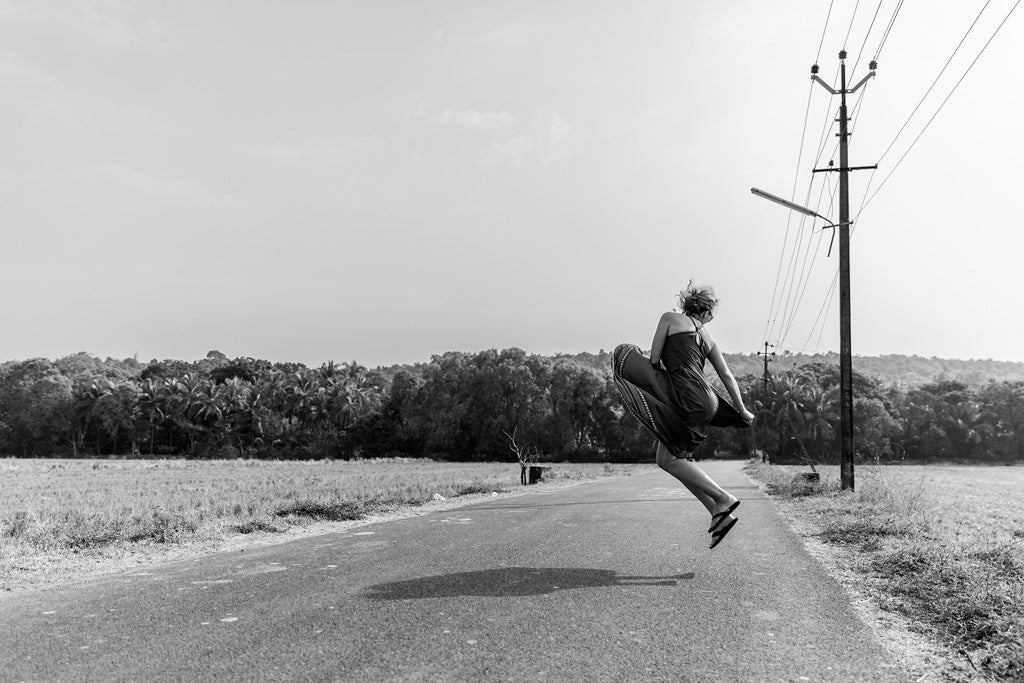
{"left": 2, "top": 349, "right": 1023, "bottom": 463}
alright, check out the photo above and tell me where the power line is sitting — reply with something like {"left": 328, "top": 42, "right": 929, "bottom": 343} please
{"left": 765, "top": 33, "right": 844, "bottom": 344}
{"left": 873, "top": 0, "right": 905, "bottom": 60}
{"left": 790, "top": 0, "right": 1007, "bottom": 351}
{"left": 851, "top": 0, "right": 885, "bottom": 75}
{"left": 779, "top": 178, "right": 837, "bottom": 345}
{"left": 809, "top": 269, "right": 840, "bottom": 355}
{"left": 767, "top": 66, "right": 845, "bottom": 344}
{"left": 765, "top": 3, "right": 877, "bottom": 352}
{"left": 816, "top": 0, "right": 836, "bottom": 65}
{"left": 777, "top": 176, "right": 831, "bottom": 344}
{"left": 874, "top": 0, "right": 994, "bottom": 168}
{"left": 775, "top": 215, "right": 811, "bottom": 342}
{"left": 861, "top": 0, "right": 1021, "bottom": 213}
{"left": 780, "top": 229, "right": 826, "bottom": 346}
{"left": 776, "top": 76, "right": 868, "bottom": 349}
{"left": 843, "top": 0, "right": 862, "bottom": 49}
{"left": 763, "top": 83, "right": 816, "bottom": 343}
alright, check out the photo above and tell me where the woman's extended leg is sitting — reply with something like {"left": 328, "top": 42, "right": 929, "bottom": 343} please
{"left": 655, "top": 442, "right": 738, "bottom": 523}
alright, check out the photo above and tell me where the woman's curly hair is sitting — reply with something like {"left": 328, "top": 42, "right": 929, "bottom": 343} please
{"left": 676, "top": 281, "right": 719, "bottom": 317}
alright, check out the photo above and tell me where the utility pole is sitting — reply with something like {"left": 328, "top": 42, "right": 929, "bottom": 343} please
{"left": 811, "top": 51, "right": 877, "bottom": 491}
{"left": 758, "top": 341, "right": 776, "bottom": 398}
{"left": 756, "top": 342, "right": 776, "bottom": 463}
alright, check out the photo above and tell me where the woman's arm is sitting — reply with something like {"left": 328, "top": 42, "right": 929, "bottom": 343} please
{"left": 648, "top": 312, "right": 674, "bottom": 365}
{"left": 705, "top": 331, "right": 756, "bottom": 424}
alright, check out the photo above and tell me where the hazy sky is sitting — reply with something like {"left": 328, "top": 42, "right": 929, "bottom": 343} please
{"left": 3, "top": 1, "right": 1022, "bottom": 367}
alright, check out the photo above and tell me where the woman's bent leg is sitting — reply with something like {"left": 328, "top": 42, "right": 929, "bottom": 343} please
{"left": 655, "top": 442, "right": 737, "bottom": 517}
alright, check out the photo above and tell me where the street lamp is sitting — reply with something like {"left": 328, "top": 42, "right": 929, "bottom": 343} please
{"left": 751, "top": 185, "right": 854, "bottom": 490}
{"left": 750, "top": 187, "right": 841, "bottom": 256}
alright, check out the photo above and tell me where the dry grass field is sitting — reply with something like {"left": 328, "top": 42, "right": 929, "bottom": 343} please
{"left": 748, "top": 462, "right": 1024, "bottom": 682}
{"left": 0, "top": 458, "right": 641, "bottom": 595}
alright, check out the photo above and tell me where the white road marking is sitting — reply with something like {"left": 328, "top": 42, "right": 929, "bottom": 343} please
{"left": 219, "top": 617, "right": 238, "bottom": 623}
{"left": 235, "top": 565, "right": 287, "bottom": 576}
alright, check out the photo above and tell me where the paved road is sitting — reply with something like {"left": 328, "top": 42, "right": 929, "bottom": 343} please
{"left": 1, "top": 462, "right": 906, "bottom": 682}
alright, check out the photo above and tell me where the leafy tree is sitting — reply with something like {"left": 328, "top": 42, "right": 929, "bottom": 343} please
{"left": 977, "top": 380, "right": 1024, "bottom": 462}
{"left": 852, "top": 396, "right": 902, "bottom": 461}
{"left": 0, "top": 359, "right": 75, "bottom": 456}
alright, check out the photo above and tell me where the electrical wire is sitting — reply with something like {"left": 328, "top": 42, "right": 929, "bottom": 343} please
{"left": 811, "top": 77, "right": 841, "bottom": 168}
{"left": 775, "top": 214, "right": 812, "bottom": 342}
{"left": 851, "top": 0, "right": 884, "bottom": 75}
{"left": 766, "top": 61, "right": 844, "bottom": 344}
{"left": 764, "top": 0, "right": 879, "bottom": 352}
{"left": 775, "top": 32, "right": 880, "bottom": 351}
{"left": 873, "top": 0, "right": 905, "bottom": 61}
{"left": 763, "top": 83, "right": 817, "bottom": 344}
{"left": 816, "top": 0, "right": 836, "bottom": 65}
{"left": 874, "top": 0, "right": 993, "bottom": 168}
{"left": 812, "top": 270, "right": 840, "bottom": 354}
{"left": 777, "top": 73, "right": 866, "bottom": 348}
{"left": 779, "top": 178, "right": 838, "bottom": 344}
{"left": 783, "top": 78, "right": 871, "bottom": 356}
{"left": 861, "top": 0, "right": 1021, "bottom": 214}
{"left": 777, "top": 177, "right": 830, "bottom": 341}
{"left": 843, "top": 0, "right": 862, "bottom": 49}
{"left": 792, "top": 1, "right": 1013, "bottom": 365}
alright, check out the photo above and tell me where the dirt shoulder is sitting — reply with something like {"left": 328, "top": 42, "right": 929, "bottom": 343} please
{"left": 744, "top": 468, "right": 976, "bottom": 682}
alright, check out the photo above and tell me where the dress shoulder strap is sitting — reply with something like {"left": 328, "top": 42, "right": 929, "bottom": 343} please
{"left": 687, "top": 316, "right": 708, "bottom": 353}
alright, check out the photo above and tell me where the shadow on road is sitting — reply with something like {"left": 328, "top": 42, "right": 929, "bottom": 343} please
{"left": 469, "top": 495, "right": 760, "bottom": 512}
{"left": 365, "top": 567, "right": 695, "bottom": 600}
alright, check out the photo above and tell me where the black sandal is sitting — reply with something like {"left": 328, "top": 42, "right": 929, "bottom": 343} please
{"left": 709, "top": 517, "right": 738, "bottom": 549}
{"left": 708, "top": 500, "right": 740, "bottom": 533}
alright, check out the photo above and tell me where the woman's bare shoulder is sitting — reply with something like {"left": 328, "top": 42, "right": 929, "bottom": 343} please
{"left": 660, "top": 311, "right": 694, "bottom": 333}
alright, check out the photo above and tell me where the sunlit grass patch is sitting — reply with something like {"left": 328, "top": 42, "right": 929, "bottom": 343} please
{"left": 0, "top": 458, "right": 639, "bottom": 593}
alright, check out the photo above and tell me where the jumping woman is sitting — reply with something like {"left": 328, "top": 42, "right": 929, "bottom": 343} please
{"left": 612, "top": 282, "right": 755, "bottom": 549}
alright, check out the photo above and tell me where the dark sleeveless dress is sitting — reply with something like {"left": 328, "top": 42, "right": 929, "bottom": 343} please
{"left": 612, "top": 330, "right": 747, "bottom": 456}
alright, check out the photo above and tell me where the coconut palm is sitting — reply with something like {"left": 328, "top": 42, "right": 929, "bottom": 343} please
{"left": 937, "top": 400, "right": 997, "bottom": 460}
{"left": 798, "top": 383, "right": 839, "bottom": 460}
{"left": 138, "top": 378, "right": 171, "bottom": 454}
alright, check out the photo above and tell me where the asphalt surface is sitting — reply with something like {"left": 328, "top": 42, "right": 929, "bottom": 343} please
{"left": 1, "top": 461, "right": 908, "bottom": 682}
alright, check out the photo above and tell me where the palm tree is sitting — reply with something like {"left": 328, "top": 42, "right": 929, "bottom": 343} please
{"left": 799, "top": 384, "right": 839, "bottom": 460}
{"left": 74, "top": 380, "right": 113, "bottom": 454}
{"left": 937, "top": 400, "right": 996, "bottom": 460}
{"left": 138, "top": 378, "right": 170, "bottom": 454}
{"left": 218, "top": 377, "right": 253, "bottom": 452}
{"left": 766, "top": 376, "right": 805, "bottom": 462}
{"left": 167, "top": 374, "right": 208, "bottom": 454}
